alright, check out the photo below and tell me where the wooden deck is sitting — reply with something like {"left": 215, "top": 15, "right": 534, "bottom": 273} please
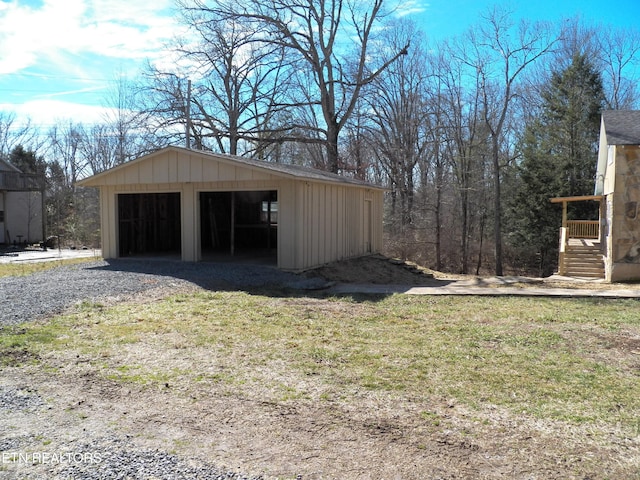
{"left": 567, "top": 238, "right": 600, "bottom": 247}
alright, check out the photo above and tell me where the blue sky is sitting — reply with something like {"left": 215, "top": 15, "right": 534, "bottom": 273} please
{"left": 1, "top": 0, "right": 639, "bottom": 132}
{"left": 417, "top": 0, "right": 640, "bottom": 41}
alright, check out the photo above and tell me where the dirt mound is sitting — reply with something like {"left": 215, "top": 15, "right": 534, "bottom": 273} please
{"left": 307, "top": 255, "right": 637, "bottom": 291}
{"left": 307, "top": 254, "right": 440, "bottom": 285}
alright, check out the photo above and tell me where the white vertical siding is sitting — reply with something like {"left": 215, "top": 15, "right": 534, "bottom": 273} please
{"left": 182, "top": 184, "right": 195, "bottom": 261}
{"left": 0, "top": 192, "right": 4, "bottom": 243}
{"left": 294, "top": 182, "right": 306, "bottom": 269}
{"left": 285, "top": 182, "right": 383, "bottom": 270}
{"left": 101, "top": 186, "right": 118, "bottom": 259}
{"left": 4, "top": 191, "right": 42, "bottom": 244}
{"left": 276, "top": 180, "right": 299, "bottom": 270}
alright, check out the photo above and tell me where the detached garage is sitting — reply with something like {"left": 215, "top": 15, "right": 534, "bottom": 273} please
{"left": 77, "top": 146, "right": 385, "bottom": 271}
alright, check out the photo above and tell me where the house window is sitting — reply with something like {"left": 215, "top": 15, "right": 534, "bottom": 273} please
{"left": 261, "top": 200, "right": 278, "bottom": 224}
{"left": 0, "top": 211, "right": 4, "bottom": 222}
{"left": 608, "top": 145, "right": 615, "bottom": 165}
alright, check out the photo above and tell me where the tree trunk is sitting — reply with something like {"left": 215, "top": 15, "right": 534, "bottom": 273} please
{"left": 326, "top": 122, "right": 340, "bottom": 173}
{"left": 461, "top": 187, "right": 469, "bottom": 274}
{"left": 476, "top": 211, "right": 486, "bottom": 275}
{"left": 434, "top": 163, "right": 443, "bottom": 271}
{"left": 492, "top": 136, "right": 503, "bottom": 276}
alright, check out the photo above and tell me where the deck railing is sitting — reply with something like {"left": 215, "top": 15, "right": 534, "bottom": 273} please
{"left": 0, "top": 171, "right": 45, "bottom": 191}
{"left": 558, "top": 227, "right": 568, "bottom": 275}
{"left": 566, "top": 220, "right": 599, "bottom": 239}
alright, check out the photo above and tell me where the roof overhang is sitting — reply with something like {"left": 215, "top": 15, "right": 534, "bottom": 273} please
{"left": 76, "top": 145, "right": 387, "bottom": 191}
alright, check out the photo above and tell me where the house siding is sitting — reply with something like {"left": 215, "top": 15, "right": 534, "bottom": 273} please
{"left": 4, "top": 191, "right": 42, "bottom": 244}
{"left": 291, "top": 182, "right": 383, "bottom": 269}
{"left": 0, "top": 160, "right": 44, "bottom": 245}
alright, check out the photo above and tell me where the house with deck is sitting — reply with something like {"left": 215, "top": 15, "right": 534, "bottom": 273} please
{"left": 553, "top": 110, "right": 640, "bottom": 282}
{"left": 0, "top": 159, "right": 45, "bottom": 245}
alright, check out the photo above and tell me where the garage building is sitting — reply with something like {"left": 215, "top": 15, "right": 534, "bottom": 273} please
{"left": 77, "top": 146, "right": 385, "bottom": 270}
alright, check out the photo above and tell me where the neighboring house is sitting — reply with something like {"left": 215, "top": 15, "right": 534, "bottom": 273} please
{"left": 77, "top": 146, "right": 385, "bottom": 271}
{"left": 0, "top": 159, "right": 44, "bottom": 245}
{"left": 594, "top": 110, "right": 640, "bottom": 282}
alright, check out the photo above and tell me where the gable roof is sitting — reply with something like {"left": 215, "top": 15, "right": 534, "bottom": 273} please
{"left": 77, "top": 145, "right": 385, "bottom": 190}
{"left": 602, "top": 110, "right": 640, "bottom": 145}
{"left": 0, "top": 158, "right": 22, "bottom": 173}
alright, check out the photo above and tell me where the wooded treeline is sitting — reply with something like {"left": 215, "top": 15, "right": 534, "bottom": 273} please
{"left": 3, "top": 1, "right": 639, "bottom": 276}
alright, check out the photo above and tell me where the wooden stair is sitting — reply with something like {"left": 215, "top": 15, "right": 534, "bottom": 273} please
{"left": 560, "top": 240, "right": 605, "bottom": 278}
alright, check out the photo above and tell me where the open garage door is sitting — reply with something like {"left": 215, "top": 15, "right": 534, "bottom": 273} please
{"left": 200, "top": 190, "right": 277, "bottom": 263}
{"left": 118, "top": 193, "right": 181, "bottom": 257}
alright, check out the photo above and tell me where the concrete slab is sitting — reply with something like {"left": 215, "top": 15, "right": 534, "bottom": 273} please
{"left": 327, "top": 282, "right": 640, "bottom": 298}
{"left": 0, "top": 248, "right": 102, "bottom": 264}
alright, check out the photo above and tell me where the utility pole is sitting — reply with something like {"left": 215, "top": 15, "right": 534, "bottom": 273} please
{"left": 185, "top": 79, "right": 192, "bottom": 150}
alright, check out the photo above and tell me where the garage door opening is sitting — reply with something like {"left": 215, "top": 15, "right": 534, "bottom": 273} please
{"left": 118, "top": 193, "right": 181, "bottom": 258}
{"left": 200, "top": 190, "right": 277, "bottom": 264}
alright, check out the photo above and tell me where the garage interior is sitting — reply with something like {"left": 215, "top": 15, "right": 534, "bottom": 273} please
{"left": 200, "top": 190, "right": 277, "bottom": 263}
{"left": 118, "top": 193, "right": 181, "bottom": 258}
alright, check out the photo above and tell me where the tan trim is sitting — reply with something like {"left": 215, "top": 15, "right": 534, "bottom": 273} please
{"left": 550, "top": 195, "right": 603, "bottom": 203}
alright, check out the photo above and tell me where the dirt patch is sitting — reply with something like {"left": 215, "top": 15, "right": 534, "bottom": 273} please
{"left": 2, "top": 360, "right": 635, "bottom": 480}
{"left": 307, "top": 254, "right": 445, "bottom": 285}
{"left": 307, "top": 254, "right": 640, "bottom": 291}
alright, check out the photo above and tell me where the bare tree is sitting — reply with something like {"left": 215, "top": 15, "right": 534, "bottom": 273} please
{"left": 140, "top": 72, "right": 189, "bottom": 147}
{"left": 101, "top": 73, "right": 153, "bottom": 165}
{"left": 143, "top": 5, "right": 287, "bottom": 156}
{"left": 80, "top": 124, "right": 135, "bottom": 175}
{"left": 539, "top": 17, "right": 640, "bottom": 110}
{"left": 598, "top": 27, "right": 640, "bottom": 109}
{"left": 185, "top": 8, "right": 287, "bottom": 155}
{"left": 76, "top": 75, "right": 159, "bottom": 176}
{"left": 48, "top": 122, "right": 87, "bottom": 189}
{"left": 459, "top": 7, "right": 557, "bottom": 275}
{"left": 430, "top": 40, "right": 486, "bottom": 273}
{"left": 0, "top": 112, "right": 39, "bottom": 158}
{"left": 341, "top": 102, "right": 373, "bottom": 180}
{"left": 364, "top": 21, "right": 428, "bottom": 227}
{"left": 183, "top": 0, "right": 409, "bottom": 172}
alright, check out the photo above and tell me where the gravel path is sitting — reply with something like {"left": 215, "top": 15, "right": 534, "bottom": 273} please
{"left": 0, "top": 384, "right": 266, "bottom": 480}
{"left": 0, "top": 259, "right": 327, "bottom": 326}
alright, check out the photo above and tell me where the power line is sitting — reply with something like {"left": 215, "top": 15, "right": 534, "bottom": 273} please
{"left": 0, "top": 89, "right": 107, "bottom": 95}
{"left": 0, "top": 71, "right": 133, "bottom": 83}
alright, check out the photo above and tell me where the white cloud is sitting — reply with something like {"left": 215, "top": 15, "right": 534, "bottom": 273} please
{"left": 393, "top": 0, "right": 429, "bottom": 18}
{"left": 33, "top": 85, "right": 108, "bottom": 101}
{"left": 0, "top": 0, "right": 179, "bottom": 75}
{"left": 0, "top": 98, "right": 117, "bottom": 128}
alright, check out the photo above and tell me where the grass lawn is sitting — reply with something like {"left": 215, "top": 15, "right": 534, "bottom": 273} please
{"left": 0, "top": 257, "right": 99, "bottom": 278}
{"left": 1, "top": 288, "right": 639, "bottom": 477}
{"left": 3, "top": 291, "right": 640, "bottom": 429}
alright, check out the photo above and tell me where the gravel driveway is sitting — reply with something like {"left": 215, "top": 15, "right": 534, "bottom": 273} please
{"left": 1, "top": 259, "right": 325, "bottom": 479}
{"left": 0, "top": 259, "right": 327, "bottom": 326}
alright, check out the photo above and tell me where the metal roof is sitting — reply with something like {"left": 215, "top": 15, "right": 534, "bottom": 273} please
{"left": 77, "top": 145, "right": 386, "bottom": 190}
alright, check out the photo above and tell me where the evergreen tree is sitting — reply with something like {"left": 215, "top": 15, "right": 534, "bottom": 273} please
{"left": 542, "top": 53, "right": 605, "bottom": 204}
{"left": 508, "top": 53, "right": 605, "bottom": 276}
{"left": 7, "top": 145, "right": 47, "bottom": 176}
